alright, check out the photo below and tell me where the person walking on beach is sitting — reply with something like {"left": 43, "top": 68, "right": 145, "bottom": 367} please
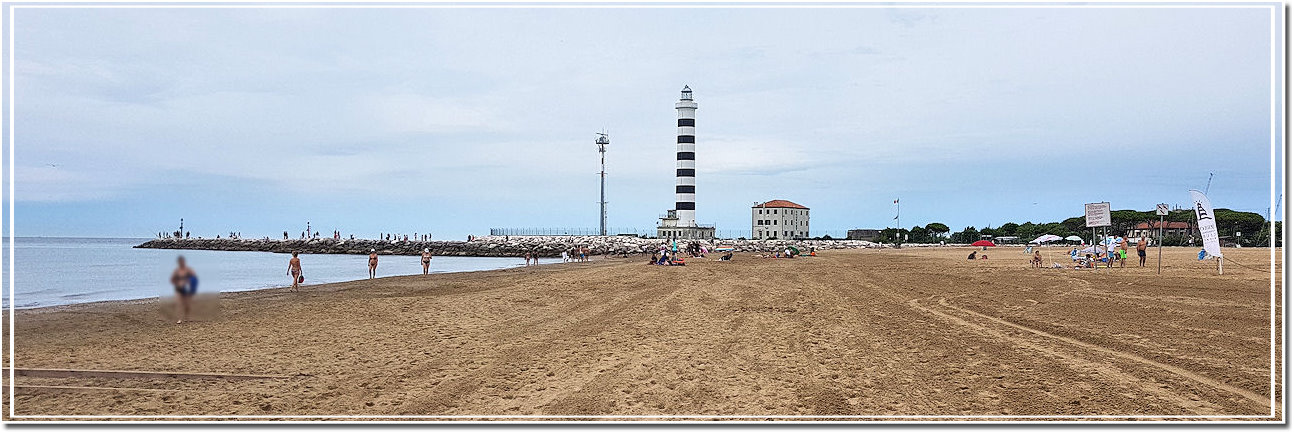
{"left": 524, "top": 251, "right": 533, "bottom": 267}
{"left": 287, "top": 252, "right": 302, "bottom": 292}
{"left": 368, "top": 249, "right": 379, "bottom": 279}
{"left": 421, "top": 248, "right": 432, "bottom": 275}
{"left": 169, "top": 256, "right": 197, "bottom": 324}
{"left": 1137, "top": 236, "right": 1149, "bottom": 267}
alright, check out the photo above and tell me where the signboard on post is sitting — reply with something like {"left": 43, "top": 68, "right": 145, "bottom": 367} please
{"left": 1085, "top": 202, "right": 1111, "bottom": 227}
{"left": 1156, "top": 203, "right": 1168, "bottom": 274}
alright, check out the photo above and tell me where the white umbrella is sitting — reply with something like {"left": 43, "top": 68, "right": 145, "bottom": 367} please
{"left": 1031, "top": 234, "right": 1063, "bottom": 244}
{"left": 1064, "top": 235, "right": 1084, "bottom": 243}
{"left": 1079, "top": 245, "right": 1106, "bottom": 254}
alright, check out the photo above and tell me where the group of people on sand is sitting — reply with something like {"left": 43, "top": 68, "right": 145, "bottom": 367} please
{"left": 295, "top": 248, "right": 438, "bottom": 287}
{"left": 363, "top": 248, "right": 436, "bottom": 277}
{"left": 1054, "top": 235, "right": 1153, "bottom": 269}
{"left": 650, "top": 249, "right": 686, "bottom": 266}
{"left": 560, "top": 247, "right": 590, "bottom": 263}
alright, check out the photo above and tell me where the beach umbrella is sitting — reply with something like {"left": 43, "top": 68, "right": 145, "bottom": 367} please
{"left": 1064, "top": 235, "right": 1083, "bottom": 243}
{"left": 970, "top": 240, "right": 995, "bottom": 247}
{"left": 1031, "top": 234, "right": 1063, "bottom": 244}
{"left": 1079, "top": 245, "right": 1106, "bottom": 254}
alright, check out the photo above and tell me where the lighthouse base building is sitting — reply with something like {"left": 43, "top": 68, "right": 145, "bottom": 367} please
{"left": 657, "top": 210, "right": 715, "bottom": 239}
{"left": 656, "top": 85, "right": 715, "bottom": 240}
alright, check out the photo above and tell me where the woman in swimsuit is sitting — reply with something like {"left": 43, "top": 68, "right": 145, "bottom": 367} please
{"left": 288, "top": 252, "right": 302, "bottom": 291}
{"left": 421, "top": 248, "right": 432, "bottom": 275}
{"left": 368, "top": 249, "right": 379, "bottom": 279}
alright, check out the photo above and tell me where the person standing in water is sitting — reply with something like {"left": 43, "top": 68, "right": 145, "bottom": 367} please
{"left": 170, "top": 256, "right": 197, "bottom": 324}
{"left": 368, "top": 249, "right": 379, "bottom": 279}
{"left": 421, "top": 248, "right": 432, "bottom": 275}
{"left": 287, "top": 251, "right": 302, "bottom": 291}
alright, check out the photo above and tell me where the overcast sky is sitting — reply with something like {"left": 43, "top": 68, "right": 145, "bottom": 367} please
{"left": 7, "top": 5, "right": 1283, "bottom": 239}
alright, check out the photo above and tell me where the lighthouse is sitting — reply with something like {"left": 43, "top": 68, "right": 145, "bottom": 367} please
{"left": 657, "top": 85, "right": 715, "bottom": 240}
{"left": 675, "top": 85, "right": 697, "bottom": 226}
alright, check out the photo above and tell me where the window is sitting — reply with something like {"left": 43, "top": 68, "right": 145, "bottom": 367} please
{"left": 677, "top": 151, "right": 695, "bottom": 160}
{"left": 676, "top": 169, "right": 695, "bottom": 177}
{"left": 677, "top": 135, "right": 695, "bottom": 143}
{"left": 677, "top": 118, "right": 695, "bottom": 127}
{"left": 676, "top": 185, "right": 695, "bottom": 193}
{"left": 676, "top": 202, "right": 695, "bottom": 210}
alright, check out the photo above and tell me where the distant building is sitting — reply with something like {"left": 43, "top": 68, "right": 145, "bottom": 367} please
{"left": 1128, "top": 221, "right": 1194, "bottom": 239}
{"left": 751, "top": 200, "right": 810, "bottom": 240}
{"left": 847, "top": 229, "right": 882, "bottom": 241}
{"left": 658, "top": 210, "right": 715, "bottom": 239}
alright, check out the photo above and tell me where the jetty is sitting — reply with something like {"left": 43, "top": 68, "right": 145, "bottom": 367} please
{"left": 134, "top": 236, "right": 886, "bottom": 257}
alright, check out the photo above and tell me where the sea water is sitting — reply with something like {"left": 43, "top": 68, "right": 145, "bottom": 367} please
{"left": 1, "top": 237, "right": 557, "bottom": 309}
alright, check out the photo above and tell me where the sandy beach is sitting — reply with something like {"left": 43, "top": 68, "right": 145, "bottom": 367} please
{"left": 3, "top": 246, "right": 1282, "bottom": 421}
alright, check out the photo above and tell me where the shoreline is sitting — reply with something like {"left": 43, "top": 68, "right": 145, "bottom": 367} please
{"left": 7, "top": 254, "right": 568, "bottom": 313}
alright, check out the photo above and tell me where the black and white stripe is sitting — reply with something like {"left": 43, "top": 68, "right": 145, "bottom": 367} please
{"left": 674, "top": 86, "right": 697, "bottom": 227}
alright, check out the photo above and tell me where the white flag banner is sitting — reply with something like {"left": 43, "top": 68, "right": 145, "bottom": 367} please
{"left": 1189, "top": 189, "right": 1222, "bottom": 258}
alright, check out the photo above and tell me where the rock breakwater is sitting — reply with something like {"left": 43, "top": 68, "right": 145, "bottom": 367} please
{"left": 135, "top": 236, "right": 893, "bottom": 257}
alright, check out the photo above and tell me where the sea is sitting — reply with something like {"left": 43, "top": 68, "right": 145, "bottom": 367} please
{"left": 1, "top": 237, "right": 558, "bottom": 309}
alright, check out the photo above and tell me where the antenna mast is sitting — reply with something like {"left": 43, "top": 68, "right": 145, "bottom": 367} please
{"left": 597, "top": 131, "right": 610, "bottom": 236}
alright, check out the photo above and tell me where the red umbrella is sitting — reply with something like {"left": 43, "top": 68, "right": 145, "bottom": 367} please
{"left": 970, "top": 240, "right": 996, "bottom": 247}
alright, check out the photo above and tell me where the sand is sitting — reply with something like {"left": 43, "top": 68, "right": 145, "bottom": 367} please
{"left": 2, "top": 246, "right": 1283, "bottom": 421}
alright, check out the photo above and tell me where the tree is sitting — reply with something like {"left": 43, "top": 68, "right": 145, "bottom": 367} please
{"left": 999, "top": 222, "right": 1020, "bottom": 236}
{"left": 951, "top": 226, "right": 979, "bottom": 244}
{"left": 925, "top": 222, "right": 950, "bottom": 238}
{"left": 909, "top": 225, "right": 932, "bottom": 243}
{"left": 877, "top": 228, "right": 909, "bottom": 245}
{"left": 1213, "top": 208, "right": 1265, "bottom": 245}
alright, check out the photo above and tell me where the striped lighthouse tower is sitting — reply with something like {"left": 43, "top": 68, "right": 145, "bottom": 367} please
{"left": 674, "top": 85, "right": 698, "bottom": 227}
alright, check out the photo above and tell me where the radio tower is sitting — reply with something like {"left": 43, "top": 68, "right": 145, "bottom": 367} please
{"left": 597, "top": 132, "right": 610, "bottom": 236}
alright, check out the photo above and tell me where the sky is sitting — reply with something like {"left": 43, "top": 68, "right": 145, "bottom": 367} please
{"left": 5, "top": 5, "right": 1284, "bottom": 239}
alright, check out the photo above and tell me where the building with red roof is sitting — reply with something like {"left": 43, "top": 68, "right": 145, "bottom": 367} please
{"left": 752, "top": 200, "right": 810, "bottom": 240}
{"left": 1127, "top": 221, "right": 1195, "bottom": 240}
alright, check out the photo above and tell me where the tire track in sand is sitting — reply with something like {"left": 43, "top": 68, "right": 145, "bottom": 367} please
{"left": 908, "top": 296, "right": 1268, "bottom": 413}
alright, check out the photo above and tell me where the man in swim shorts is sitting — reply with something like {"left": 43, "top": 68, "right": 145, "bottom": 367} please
{"left": 1118, "top": 237, "right": 1128, "bottom": 268}
{"left": 368, "top": 249, "right": 379, "bottom": 279}
{"left": 169, "top": 255, "right": 197, "bottom": 324}
{"left": 1137, "top": 235, "right": 1149, "bottom": 267}
{"left": 421, "top": 248, "right": 432, "bottom": 275}
{"left": 288, "top": 251, "right": 302, "bottom": 291}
